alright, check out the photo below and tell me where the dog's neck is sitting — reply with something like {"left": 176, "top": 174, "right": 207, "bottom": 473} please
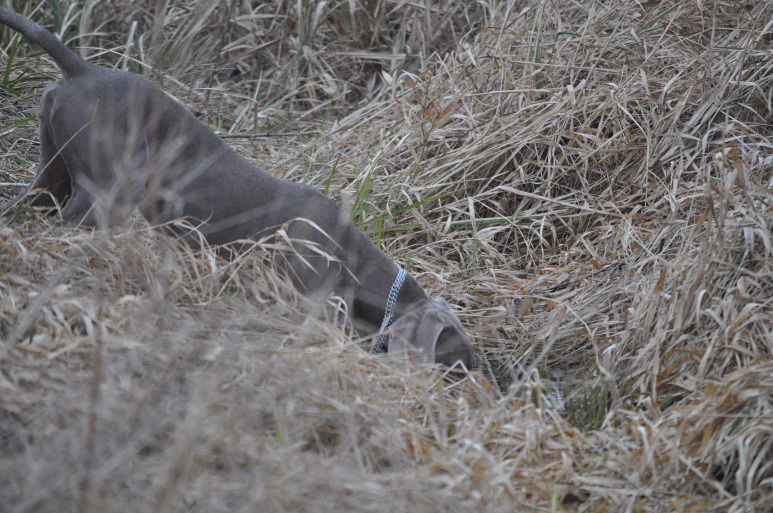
{"left": 351, "top": 262, "right": 428, "bottom": 334}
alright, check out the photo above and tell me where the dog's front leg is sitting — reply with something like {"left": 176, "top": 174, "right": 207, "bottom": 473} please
{"left": 58, "top": 184, "right": 97, "bottom": 225}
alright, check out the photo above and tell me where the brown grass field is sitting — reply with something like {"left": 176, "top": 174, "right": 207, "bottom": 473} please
{"left": 1, "top": 0, "right": 773, "bottom": 511}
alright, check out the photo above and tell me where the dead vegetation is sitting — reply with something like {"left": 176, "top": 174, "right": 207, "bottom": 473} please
{"left": 2, "top": 0, "right": 773, "bottom": 511}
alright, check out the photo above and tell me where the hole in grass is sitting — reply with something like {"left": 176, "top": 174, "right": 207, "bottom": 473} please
{"left": 525, "top": 362, "right": 614, "bottom": 433}
{"left": 563, "top": 382, "right": 611, "bottom": 433}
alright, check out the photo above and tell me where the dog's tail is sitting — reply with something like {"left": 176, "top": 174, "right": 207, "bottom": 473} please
{"left": 0, "top": 7, "right": 90, "bottom": 79}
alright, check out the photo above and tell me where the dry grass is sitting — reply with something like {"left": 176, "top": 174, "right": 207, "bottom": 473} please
{"left": 2, "top": 0, "right": 773, "bottom": 511}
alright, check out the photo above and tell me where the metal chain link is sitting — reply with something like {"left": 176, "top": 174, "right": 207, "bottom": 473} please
{"left": 375, "top": 267, "right": 407, "bottom": 351}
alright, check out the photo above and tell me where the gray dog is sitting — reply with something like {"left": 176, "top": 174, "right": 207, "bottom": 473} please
{"left": 0, "top": 7, "right": 474, "bottom": 368}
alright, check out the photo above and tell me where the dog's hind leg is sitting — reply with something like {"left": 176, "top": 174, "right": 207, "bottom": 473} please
{"left": 2, "top": 86, "right": 74, "bottom": 217}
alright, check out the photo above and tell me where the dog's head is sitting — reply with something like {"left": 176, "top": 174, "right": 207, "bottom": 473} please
{"left": 387, "top": 297, "right": 475, "bottom": 369}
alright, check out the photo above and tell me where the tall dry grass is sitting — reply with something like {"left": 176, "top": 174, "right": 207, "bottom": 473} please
{"left": 2, "top": 0, "right": 773, "bottom": 511}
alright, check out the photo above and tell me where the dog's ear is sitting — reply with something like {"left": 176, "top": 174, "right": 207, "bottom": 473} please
{"left": 387, "top": 298, "right": 475, "bottom": 368}
{"left": 387, "top": 308, "right": 443, "bottom": 365}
